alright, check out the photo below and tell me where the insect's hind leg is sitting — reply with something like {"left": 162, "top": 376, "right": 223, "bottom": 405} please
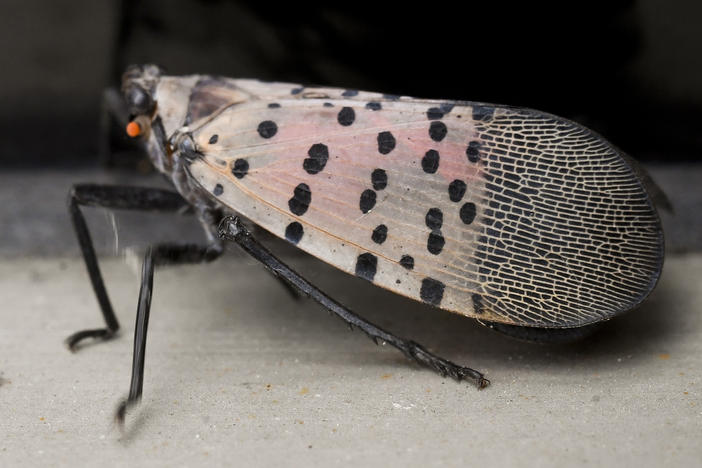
{"left": 218, "top": 216, "right": 489, "bottom": 389}
{"left": 66, "top": 184, "right": 221, "bottom": 350}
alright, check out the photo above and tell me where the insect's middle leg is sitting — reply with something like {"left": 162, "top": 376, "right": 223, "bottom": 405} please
{"left": 218, "top": 216, "right": 489, "bottom": 389}
{"left": 66, "top": 184, "right": 221, "bottom": 350}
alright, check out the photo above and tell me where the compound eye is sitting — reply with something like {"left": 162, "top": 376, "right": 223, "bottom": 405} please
{"left": 125, "top": 85, "right": 153, "bottom": 114}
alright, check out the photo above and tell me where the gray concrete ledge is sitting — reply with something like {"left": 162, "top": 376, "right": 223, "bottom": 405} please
{"left": 1, "top": 251, "right": 700, "bottom": 467}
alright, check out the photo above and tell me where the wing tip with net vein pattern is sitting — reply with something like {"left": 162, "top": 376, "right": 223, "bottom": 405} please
{"left": 471, "top": 105, "right": 665, "bottom": 328}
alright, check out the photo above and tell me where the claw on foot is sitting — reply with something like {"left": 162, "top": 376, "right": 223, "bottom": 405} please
{"left": 454, "top": 367, "right": 489, "bottom": 389}
{"left": 115, "top": 397, "right": 139, "bottom": 429}
{"left": 115, "top": 400, "right": 128, "bottom": 427}
{"left": 64, "top": 328, "right": 116, "bottom": 352}
{"left": 477, "top": 376, "right": 490, "bottom": 389}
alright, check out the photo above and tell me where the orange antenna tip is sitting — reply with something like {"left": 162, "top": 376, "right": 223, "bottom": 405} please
{"left": 126, "top": 121, "right": 142, "bottom": 138}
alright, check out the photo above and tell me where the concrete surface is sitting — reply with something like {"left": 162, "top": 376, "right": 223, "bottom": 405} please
{"left": 1, "top": 167, "right": 701, "bottom": 467}
{"left": 1, "top": 254, "right": 701, "bottom": 467}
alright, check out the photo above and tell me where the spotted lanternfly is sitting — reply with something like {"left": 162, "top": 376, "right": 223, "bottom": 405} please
{"left": 67, "top": 64, "right": 666, "bottom": 425}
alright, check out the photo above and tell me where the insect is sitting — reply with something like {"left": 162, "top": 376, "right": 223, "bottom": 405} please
{"left": 67, "top": 64, "right": 665, "bottom": 425}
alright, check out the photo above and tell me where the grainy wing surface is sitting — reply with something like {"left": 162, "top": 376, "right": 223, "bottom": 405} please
{"left": 181, "top": 78, "right": 664, "bottom": 328}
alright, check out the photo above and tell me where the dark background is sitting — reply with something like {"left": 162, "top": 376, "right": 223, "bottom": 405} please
{"left": 3, "top": 0, "right": 701, "bottom": 168}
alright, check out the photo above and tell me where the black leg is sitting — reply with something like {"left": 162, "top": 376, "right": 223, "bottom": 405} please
{"left": 114, "top": 242, "right": 223, "bottom": 425}
{"left": 116, "top": 247, "right": 154, "bottom": 425}
{"left": 66, "top": 184, "right": 213, "bottom": 350}
{"left": 67, "top": 183, "right": 297, "bottom": 351}
{"left": 218, "top": 216, "right": 489, "bottom": 389}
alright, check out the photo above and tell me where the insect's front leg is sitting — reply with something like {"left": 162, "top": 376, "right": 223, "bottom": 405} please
{"left": 113, "top": 241, "right": 222, "bottom": 425}
{"left": 218, "top": 216, "right": 489, "bottom": 389}
{"left": 66, "top": 184, "right": 217, "bottom": 350}
{"left": 116, "top": 247, "right": 154, "bottom": 425}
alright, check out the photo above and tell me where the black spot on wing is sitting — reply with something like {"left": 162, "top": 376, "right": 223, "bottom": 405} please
{"left": 429, "top": 121, "right": 447, "bottom": 142}
{"left": 425, "top": 208, "right": 443, "bottom": 230}
{"left": 288, "top": 183, "right": 311, "bottom": 216}
{"left": 427, "top": 107, "right": 444, "bottom": 120}
{"left": 427, "top": 231, "right": 445, "bottom": 255}
{"left": 420, "top": 278, "right": 445, "bottom": 305}
{"left": 460, "top": 202, "right": 477, "bottom": 224}
{"left": 359, "top": 189, "right": 377, "bottom": 213}
{"left": 303, "top": 143, "right": 329, "bottom": 174}
{"left": 399, "top": 255, "right": 414, "bottom": 270}
{"left": 232, "top": 159, "right": 249, "bottom": 179}
{"left": 427, "top": 103, "right": 454, "bottom": 120}
{"left": 213, "top": 184, "right": 223, "bottom": 196}
{"left": 366, "top": 101, "right": 382, "bottom": 111}
{"left": 371, "top": 169, "right": 387, "bottom": 190}
{"left": 422, "top": 150, "right": 440, "bottom": 173}
{"left": 285, "top": 222, "right": 304, "bottom": 244}
{"left": 208, "top": 134, "right": 218, "bottom": 144}
{"left": 257, "top": 120, "right": 278, "bottom": 138}
{"left": 371, "top": 224, "right": 388, "bottom": 244}
{"left": 355, "top": 253, "right": 378, "bottom": 281}
{"left": 377, "top": 131, "right": 396, "bottom": 154}
{"left": 338, "top": 107, "right": 355, "bottom": 126}
{"left": 448, "top": 180, "right": 466, "bottom": 202}
{"left": 342, "top": 89, "right": 359, "bottom": 97}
